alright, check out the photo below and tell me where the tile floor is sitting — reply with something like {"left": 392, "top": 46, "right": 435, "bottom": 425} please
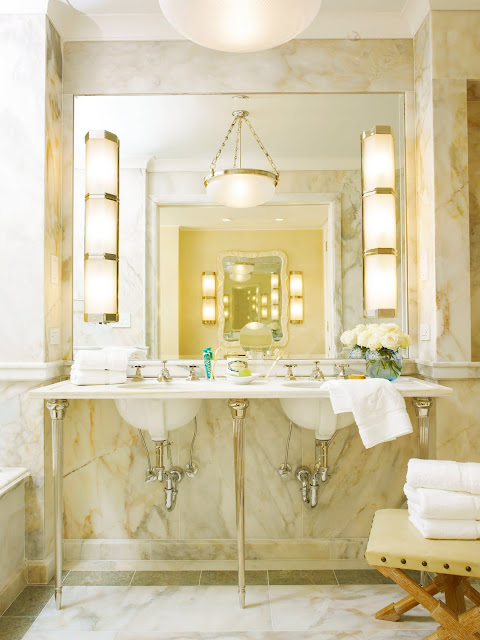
{"left": 0, "top": 570, "right": 437, "bottom": 640}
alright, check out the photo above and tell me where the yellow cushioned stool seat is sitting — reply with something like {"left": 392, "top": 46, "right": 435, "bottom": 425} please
{"left": 366, "top": 509, "right": 480, "bottom": 578}
{"left": 366, "top": 509, "right": 480, "bottom": 639}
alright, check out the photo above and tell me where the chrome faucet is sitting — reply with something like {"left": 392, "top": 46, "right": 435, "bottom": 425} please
{"left": 310, "top": 361, "right": 325, "bottom": 381}
{"left": 186, "top": 365, "right": 201, "bottom": 381}
{"left": 337, "top": 363, "right": 350, "bottom": 379}
{"left": 158, "top": 360, "right": 172, "bottom": 383}
{"left": 284, "top": 364, "right": 297, "bottom": 381}
{"left": 132, "top": 365, "right": 145, "bottom": 382}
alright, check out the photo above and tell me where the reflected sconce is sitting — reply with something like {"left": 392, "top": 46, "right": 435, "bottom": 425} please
{"left": 202, "top": 271, "right": 216, "bottom": 324}
{"left": 289, "top": 271, "right": 304, "bottom": 324}
{"left": 84, "top": 130, "right": 120, "bottom": 322}
{"left": 271, "top": 289, "right": 279, "bottom": 305}
{"left": 223, "top": 294, "right": 230, "bottom": 320}
{"left": 361, "top": 126, "right": 397, "bottom": 318}
{"left": 271, "top": 305, "right": 279, "bottom": 321}
{"left": 271, "top": 273, "right": 279, "bottom": 289}
{"left": 261, "top": 293, "right": 269, "bottom": 320}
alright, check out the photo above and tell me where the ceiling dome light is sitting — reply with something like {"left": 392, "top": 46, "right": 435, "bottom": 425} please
{"left": 158, "top": 0, "right": 322, "bottom": 53}
{"left": 228, "top": 262, "right": 255, "bottom": 276}
{"left": 230, "top": 272, "right": 252, "bottom": 283}
{"left": 205, "top": 110, "right": 279, "bottom": 208}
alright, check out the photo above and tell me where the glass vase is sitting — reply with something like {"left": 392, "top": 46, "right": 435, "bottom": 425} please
{"left": 349, "top": 346, "right": 365, "bottom": 359}
{"left": 365, "top": 349, "right": 402, "bottom": 381}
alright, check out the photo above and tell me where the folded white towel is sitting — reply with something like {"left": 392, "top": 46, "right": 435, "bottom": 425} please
{"left": 408, "top": 509, "right": 480, "bottom": 540}
{"left": 404, "top": 483, "right": 480, "bottom": 520}
{"left": 407, "top": 458, "right": 480, "bottom": 495}
{"left": 73, "top": 347, "right": 145, "bottom": 371}
{"left": 70, "top": 369, "right": 127, "bottom": 386}
{"left": 323, "top": 379, "right": 412, "bottom": 449}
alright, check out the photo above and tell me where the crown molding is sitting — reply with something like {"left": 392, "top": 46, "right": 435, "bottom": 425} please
{"left": 402, "top": 0, "right": 430, "bottom": 36}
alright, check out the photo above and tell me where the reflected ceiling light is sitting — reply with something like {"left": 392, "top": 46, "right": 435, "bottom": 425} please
{"left": 230, "top": 272, "right": 251, "bottom": 283}
{"left": 205, "top": 110, "right": 279, "bottom": 208}
{"left": 158, "top": 0, "right": 322, "bottom": 53}
{"left": 228, "top": 262, "right": 254, "bottom": 276}
{"left": 275, "top": 218, "right": 285, "bottom": 222}
{"left": 221, "top": 218, "right": 232, "bottom": 222}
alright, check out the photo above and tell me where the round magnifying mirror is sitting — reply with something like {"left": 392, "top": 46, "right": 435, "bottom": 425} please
{"left": 239, "top": 322, "right": 273, "bottom": 356}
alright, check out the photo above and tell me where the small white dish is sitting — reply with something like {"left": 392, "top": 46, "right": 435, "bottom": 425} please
{"left": 226, "top": 373, "right": 261, "bottom": 385}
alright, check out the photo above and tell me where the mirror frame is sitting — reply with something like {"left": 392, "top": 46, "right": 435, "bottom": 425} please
{"left": 217, "top": 250, "right": 289, "bottom": 349}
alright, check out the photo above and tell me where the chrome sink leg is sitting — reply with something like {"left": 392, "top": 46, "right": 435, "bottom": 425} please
{"left": 413, "top": 397, "right": 433, "bottom": 586}
{"left": 46, "top": 399, "right": 69, "bottom": 611}
{"left": 229, "top": 399, "right": 249, "bottom": 609}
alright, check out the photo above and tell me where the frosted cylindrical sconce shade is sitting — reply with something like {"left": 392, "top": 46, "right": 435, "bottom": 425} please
{"left": 224, "top": 308, "right": 230, "bottom": 319}
{"left": 363, "top": 189, "right": 396, "bottom": 253}
{"left": 271, "top": 304, "right": 279, "bottom": 321}
{"left": 202, "top": 297, "right": 216, "bottom": 324}
{"left": 261, "top": 307, "right": 268, "bottom": 319}
{"left": 85, "top": 131, "right": 119, "bottom": 197}
{"left": 271, "top": 273, "right": 279, "bottom": 288}
{"left": 84, "top": 258, "right": 118, "bottom": 317}
{"left": 289, "top": 296, "right": 304, "bottom": 324}
{"left": 85, "top": 196, "right": 118, "bottom": 256}
{"left": 364, "top": 252, "right": 397, "bottom": 316}
{"left": 202, "top": 272, "right": 216, "bottom": 297}
{"left": 289, "top": 271, "right": 303, "bottom": 297}
{"left": 261, "top": 294, "right": 268, "bottom": 306}
{"left": 84, "top": 130, "right": 119, "bottom": 323}
{"left": 271, "top": 289, "right": 279, "bottom": 305}
{"left": 361, "top": 126, "right": 395, "bottom": 194}
{"left": 159, "top": 0, "right": 322, "bottom": 53}
{"left": 223, "top": 294, "right": 230, "bottom": 306}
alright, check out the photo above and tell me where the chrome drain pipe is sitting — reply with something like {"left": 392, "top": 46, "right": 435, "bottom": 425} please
{"left": 294, "top": 436, "right": 335, "bottom": 508}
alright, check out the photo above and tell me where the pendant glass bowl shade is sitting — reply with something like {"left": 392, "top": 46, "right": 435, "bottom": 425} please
{"left": 205, "top": 169, "right": 277, "bottom": 208}
{"left": 158, "top": 0, "right": 322, "bottom": 53}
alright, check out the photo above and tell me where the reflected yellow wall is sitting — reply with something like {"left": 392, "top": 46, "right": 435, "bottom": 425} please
{"left": 178, "top": 229, "right": 325, "bottom": 358}
{"left": 159, "top": 227, "right": 180, "bottom": 359}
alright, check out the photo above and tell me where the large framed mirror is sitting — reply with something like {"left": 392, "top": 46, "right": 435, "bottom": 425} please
{"left": 73, "top": 93, "right": 406, "bottom": 359}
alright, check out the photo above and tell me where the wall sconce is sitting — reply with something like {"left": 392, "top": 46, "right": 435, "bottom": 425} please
{"left": 289, "top": 271, "right": 304, "bottom": 324}
{"left": 361, "top": 126, "right": 397, "bottom": 318}
{"left": 202, "top": 271, "right": 216, "bottom": 324}
{"left": 271, "top": 304, "right": 279, "bottom": 321}
{"left": 84, "top": 131, "right": 120, "bottom": 323}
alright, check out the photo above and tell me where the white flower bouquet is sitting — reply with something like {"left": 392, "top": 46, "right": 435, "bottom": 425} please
{"left": 340, "top": 323, "right": 411, "bottom": 380}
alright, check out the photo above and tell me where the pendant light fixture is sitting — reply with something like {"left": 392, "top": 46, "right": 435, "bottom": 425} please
{"left": 205, "top": 110, "right": 279, "bottom": 208}
{"left": 158, "top": 0, "right": 322, "bottom": 53}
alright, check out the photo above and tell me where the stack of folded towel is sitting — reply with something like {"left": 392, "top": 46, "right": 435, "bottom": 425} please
{"left": 405, "top": 458, "right": 480, "bottom": 539}
{"left": 70, "top": 347, "right": 145, "bottom": 385}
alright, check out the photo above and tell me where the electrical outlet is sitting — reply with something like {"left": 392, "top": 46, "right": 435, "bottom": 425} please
{"left": 50, "top": 254, "right": 59, "bottom": 285}
{"left": 420, "top": 324, "right": 430, "bottom": 341}
{"left": 49, "top": 328, "right": 60, "bottom": 345}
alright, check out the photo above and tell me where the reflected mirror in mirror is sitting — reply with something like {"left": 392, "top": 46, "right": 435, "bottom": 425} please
{"left": 72, "top": 93, "right": 406, "bottom": 360}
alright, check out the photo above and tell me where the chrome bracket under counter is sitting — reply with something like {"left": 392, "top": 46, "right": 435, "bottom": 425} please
{"left": 31, "top": 376, "right": 452, "bottom": 610}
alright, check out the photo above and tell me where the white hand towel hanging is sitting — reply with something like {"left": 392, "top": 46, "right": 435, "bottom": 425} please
{"left": 323, "top": 378, "right": 412, "bottom": 449}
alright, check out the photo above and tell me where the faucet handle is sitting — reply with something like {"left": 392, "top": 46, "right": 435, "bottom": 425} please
{"left": 132, "top": 365, "right": 145, "bottom": 382}
{"left": 337, "top": 363, "right": 350, "bottom": 379}
{"left": 311, "top": 361, "right": 325, "bottom": 381}
{"left": 284, "top": 364, "right": 297, "bottom": 380}
{"left": 186, "top": 365, "right": 201, "bottom": 381}
{"left": 158, "top": 360, "right": 172, "bottom": 382}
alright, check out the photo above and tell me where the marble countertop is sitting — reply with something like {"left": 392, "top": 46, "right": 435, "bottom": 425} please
{"left": 30, "top": 376, "right": 453, "bottom": 400}
{"left": 0, "top": 466, "right": 30, "bottom": 499}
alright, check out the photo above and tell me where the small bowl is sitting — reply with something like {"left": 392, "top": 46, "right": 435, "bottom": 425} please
{"left": 226, "top": 373, "right": 261, "bottom": 385}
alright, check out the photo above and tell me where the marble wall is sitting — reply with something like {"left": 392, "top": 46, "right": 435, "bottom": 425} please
{"left": 468, "top": 84, "right": 480, "bottom": 362}
{"left": 62, "top": 396, "right": 419, "bottom": 565}
{"left": 0, "top": 14, "right": 63, "bottom": 583}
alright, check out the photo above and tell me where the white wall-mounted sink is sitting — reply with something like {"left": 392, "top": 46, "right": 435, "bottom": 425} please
{"left": 280, "top": 381, "right": 353, "bottom": 440}
{"left": 115, "top": 391, "right": 202, "bottom": 441}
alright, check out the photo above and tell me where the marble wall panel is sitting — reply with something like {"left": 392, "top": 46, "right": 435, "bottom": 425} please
{"left": 432, "top": 79, "right": 470, "bottom": 362}
{"left": 0, "top": 15, "right": 46, "bottom": 362}
{"left": 44, "top": 18, "right": 63, "bottom": 363}
{"left": 468, "top": 99, "right": 480, "bottom": 361}
{"left": 61, "top": 94, "right": 74, "bottom": 362}
{"left": 0, "top": 485, "right": 26, "bottom": 588}
{"left": 431, "top": 11, "right": 480, "bottom": 80}
{"left": 63, "top": 39, "right": 413, "bottom": 97}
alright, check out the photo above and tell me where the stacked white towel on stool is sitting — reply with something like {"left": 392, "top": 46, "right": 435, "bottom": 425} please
{"left": 70, "top": 347, "right": 145, "bottom": 385}
{"left": 405, "top": 458, "right": 480, "bottom": 539}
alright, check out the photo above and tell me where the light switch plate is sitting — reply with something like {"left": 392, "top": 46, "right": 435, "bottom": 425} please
{"left": 50, "top": 254, "right": 59, "bottom": 285}
{"left": 420, "top": 323, "right": 430, "bottom": 341}
{"left": 49, "top": 328, "right": 60, "bottom": 345}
